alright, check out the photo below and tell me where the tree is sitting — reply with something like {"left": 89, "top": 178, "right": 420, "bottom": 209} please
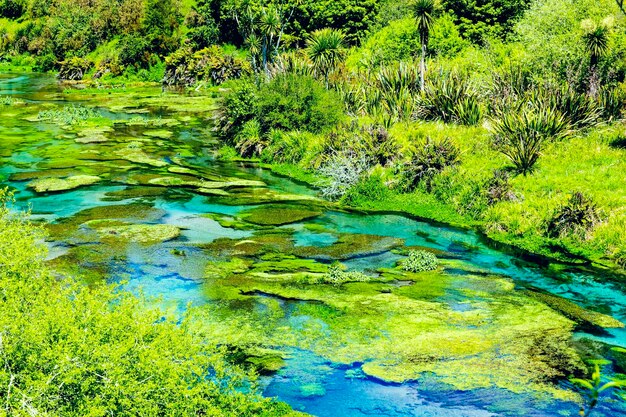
{"left": 412, "top": 0, "right": 436, "bottom": 92}
{"left": 442, "top": 0, "right": 531, "bottom": 43}
{"left": 306, "top": 28, "right": 345, "bottom": 87}
{"left": 581, "top": 18, "right": 611, "bottom": 96}
{"left": 186, "top": 0, "right": 220, "bottom": 50}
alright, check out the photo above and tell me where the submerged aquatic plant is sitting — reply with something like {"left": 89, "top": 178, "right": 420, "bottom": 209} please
{"left": 403, "top": 249, "right": 438, "bottom": 272}
{"left": 38, "top": 105, "right": 100, "bottom": 125}
{"left": 571, "top": 364, "right": 626, "bottom": 417}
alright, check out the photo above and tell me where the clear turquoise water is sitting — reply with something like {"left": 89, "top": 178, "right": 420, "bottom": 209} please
{"left": 2, "top": 73, "right": 626, "bottom": 417}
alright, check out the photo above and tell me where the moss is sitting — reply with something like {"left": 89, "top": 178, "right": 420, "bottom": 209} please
{"left": 525, "top": 290, "right": 624, "bottom": 329}
{"left": 293, "top": 233, "right": 404, "bottom": 260}
{"left": 143, "top": 129, "right": 173, "bottom": 139}
{"left": 114, "top": 144, "right": 167, "bottom": 167}
{"left": 205, "top": 257, "right": 252, "bottom": 280}
{"left": 102, "top": 187, "right": 168, "bottom": 201}
{"left": 203, "top": 213, "right": 263, "bottom": 231}
{"left": 238, "top": 204, "right": 322, "bottom": 226}
{"left": 96, "top": 223, "right": 180, "bottom": 243}
{"left": 201, "top": 233, "right": 295, "bottom": 258}
{"left": 28, "top": 175, "right": 101, "bottom": 192}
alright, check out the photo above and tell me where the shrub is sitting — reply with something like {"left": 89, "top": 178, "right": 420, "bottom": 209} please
{"left": 317, "top": 151, "right": 370, "bottom": 201}
{"left": 163, "top": 46, "right": 251, "bottom": 87}
{"left": 491, "top": 106, "right": 569, "bottom": 175}
{"left": 214, "top": 79, "right": 258, "bottom": 139}
{"left": 234, "top": 119, "right": 265, "bottom": 157}
{"left": 261, "top": 130, "right": 311, "bottom": 164}
{"left": 402, "top": 136, "right": 460, "bottom": 191}
{"left": 546, "top": 192, "right": 602, "bottom": 239}
{"left": 403, "top": 249, "right": 438, "bottom": 272}
{"left": 256, "top": 74, "right": 343, "bottom": 133}
{"left": 58, "top": 57, "right": 93, "bottom": 80}
{"left": 599, "top": 84, "right": 626, "bottom": 121}
{"left": 483, "top": 169, "right": 516, "bottom": 205}
{"left": 415, "top": 70, "right": 481, "bottom": 125}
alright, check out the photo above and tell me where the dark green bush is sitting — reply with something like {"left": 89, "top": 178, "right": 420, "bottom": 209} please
{"left": 256, "top": 74, "right": 343, "bottom": 133}
{"left": 214, "top": 79, "right": 258, "bottom": 140}
{"left": 0, "top": 0, "right": 25, "bottom": 18}
{"left": 402, "top": 136, "right": 461, "bottom": 191}
{"left": 546, "top": 192, "right": 602, "bottom": 239}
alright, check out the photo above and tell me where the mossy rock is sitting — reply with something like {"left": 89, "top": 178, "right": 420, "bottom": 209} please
{"left": 10, "top": 168, "right": 79, "bottom": 182}
{"left": 114, "top": 145, "right": 167, "bottom": 167}
{"left": 96, "top": 223, "right": 180, "bottom": 243}
{"left": 201, "top": 233, "right": 295, "bottom": 258}
{"left": 525, "top": 290, "right": 624, "bottom": 329}
{"left": 238, "top": 204, "right": 322, "bottom": 226}
{"left": 245, "top": 353, "right": 286, "bottom": 374}
{"left": 205, "top": 257, "right": 252, "bottom": 280}
{"left": 28, "top": 175, "right": 101, "bottom": 192}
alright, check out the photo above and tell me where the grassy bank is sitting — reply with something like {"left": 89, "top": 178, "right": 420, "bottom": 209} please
{"left": 240, "top": 117, "right": 626, "bottom": 271}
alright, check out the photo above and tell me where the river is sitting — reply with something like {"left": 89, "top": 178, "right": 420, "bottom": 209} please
{"left": 1, "top": 73, "right": 625, "bottom": 416}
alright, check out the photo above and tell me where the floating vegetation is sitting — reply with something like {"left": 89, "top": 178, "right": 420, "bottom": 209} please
{"left": 402, "top": 249, "right": 438, "bottom": 272}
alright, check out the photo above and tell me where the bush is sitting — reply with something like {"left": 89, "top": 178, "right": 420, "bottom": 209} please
{"left": 214, "top": 79, "right": 258, "bottom": 139}
{"left": 317, "top": 151, "right": 370, "bottom": 201}
{"left": 58, "top": 57, "right": 92, "bottom": 80}
{"left": 402, "top": 136, "right": 461, "bottom": 191}
{"left": 0, "top": 189, "right": 296, "bottom": 416}
{"left": 163, "top": 46, "right": 251, "bottom": 87}
{"left": 546, "top": 192, "right": 602, "bottom": 239}
{"left": 484, "top": 169, "right": 516, "bottom": 205}
{"left": 491, "top": 106, "right": 569, "bottom": 175}
{"left": 261, "top": 130, "right": 311, "bottom": 164}
{"left": 403, "top": 250, "right": 438, "bottom": 272}
{"left": 415, "top": 70, "right": 482, "bottom": 125}
{"left": 234, "top": 119, "right": 265, "bottom": 157}
{"left": 256, "top": 74, "right": 343, "bottom": 133}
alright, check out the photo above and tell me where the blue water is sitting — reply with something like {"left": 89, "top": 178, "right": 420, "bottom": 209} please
{"left": 2, "top": 73, "right": 626, "bottom": 417}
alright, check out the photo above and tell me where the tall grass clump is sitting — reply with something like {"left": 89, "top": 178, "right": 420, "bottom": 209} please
{"left": 415, "top": 71, "right": 482, "bottom": 125}
{"left": 402, "top": 136, "right": 460, "bottom": 191}
{"left": 491, "top": 106, "right": 569, "bottom": 175}
{"left": 546, "top": 192, "right": 602, "bottom": 239}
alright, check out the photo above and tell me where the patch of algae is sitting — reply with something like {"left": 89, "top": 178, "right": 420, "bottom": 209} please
{"left": 197, "top": 248, "right": 586, "bottom": 400}
{"left": 114, "top": 143, "right": 168, "bottom": 167}
{"left": 238, "top": 204, "right": 322, "bottom": 226}
{"left": 28, "top": 175, "right": 101, "bottom": 192}
{"left": 96, "top": 223, "right": 180, "bottom": 243}
{"left": 46, "top": 203, "right": 166, "bottom": 241}
{"left": 525, "top": 290, "right": 624, "bottom": 329}
{"left": 293, "top": 233, "right": 404, "bottom": 260}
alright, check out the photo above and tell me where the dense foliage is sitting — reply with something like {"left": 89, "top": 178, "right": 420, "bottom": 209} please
{"left": 0, "top": 189, "right": 297, "bottom": 416}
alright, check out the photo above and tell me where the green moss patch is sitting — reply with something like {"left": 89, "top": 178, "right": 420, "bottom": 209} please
{"left": 28, "top": 175, "right": 101, "bottom": 192}
{"left": 526, "top": 290, "right": 624, "bottom": 329}
{"left": 293, "top": 233, "right": 404, "bottom": 260}
{"left": 96, "top": 223, "right": 180, "bottom": 243}
{"left": 238, "top": 204, "right": 322, "bottom": 226}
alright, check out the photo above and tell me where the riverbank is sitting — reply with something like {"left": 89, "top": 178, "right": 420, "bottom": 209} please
{"left": 233, "top": 118, "right": 626, "bottom": 274}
